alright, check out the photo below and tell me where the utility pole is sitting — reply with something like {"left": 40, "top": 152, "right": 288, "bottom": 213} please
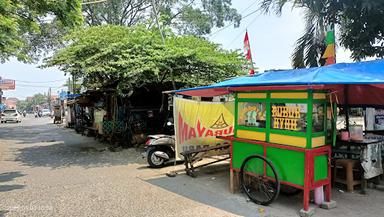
{"left": 72, "top": 75, "right": 76, "bottom": 94}
{"left": 0, "top": 88, "right": 3, "bottom": 105}
{"left": 48, "top": 87, "right": 52, "bottom": 109}
{"left": 150, "top": 0, "right": 176, "bottom": 90}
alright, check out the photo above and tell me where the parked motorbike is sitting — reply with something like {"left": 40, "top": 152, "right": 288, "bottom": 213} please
{"left": 74, "top": 113, "right": 92, "bottom": 134}
{"left": 143, "top": 95, "right": 178, "bottom": 168}
{"left": 143, "top": 134, "right": 176, "bottom": 168}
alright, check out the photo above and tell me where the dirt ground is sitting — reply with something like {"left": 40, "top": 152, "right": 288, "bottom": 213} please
{"left": 1, "top": 116, "right": 384, "bottom": 217}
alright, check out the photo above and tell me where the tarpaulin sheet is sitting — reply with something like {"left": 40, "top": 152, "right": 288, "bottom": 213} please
{"left": 175, "top": 60, "right": 384, "bottom": 106}
{"left": 173, "top": 97, "right": 234, "bottom": 159}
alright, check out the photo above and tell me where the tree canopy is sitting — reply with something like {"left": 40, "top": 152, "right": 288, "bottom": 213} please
{"left": 43, "top": 25, "right": 245, "bottom": 94}
{"left": 340, "top": 1, "right": 384, "bottom": 60}
{"left": 0, "top": 0, "right": 83, "bottom": 63}
{"left": 259, "top": 0, "right": 384, "bottom": 68}
{"left": 3, "top": 0, "right": 240, "bottom": 62}
{"left": 82, "top": 0, "right": 242, "bottom": 35}
{"left": 16, "top": 93, "right": 47, "bottom": 111}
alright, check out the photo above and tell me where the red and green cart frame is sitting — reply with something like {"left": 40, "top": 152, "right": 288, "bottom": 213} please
{"left": 221, "top": 89, "right": 333, "bottom": 211}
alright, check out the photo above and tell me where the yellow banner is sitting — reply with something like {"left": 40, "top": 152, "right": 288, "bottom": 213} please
{"left": 174, "top": 97, "right": 234, "bottom": 158}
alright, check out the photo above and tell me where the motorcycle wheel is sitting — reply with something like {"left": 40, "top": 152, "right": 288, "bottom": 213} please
{"left": 147, "top": 148, "right": 166, "bottom": 168}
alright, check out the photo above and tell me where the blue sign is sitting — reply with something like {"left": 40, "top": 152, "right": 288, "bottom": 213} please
{"left": 0, "top": 103, "right": 5, "bottom": 111}
{"left": 59, "top": 91, "right": 80, "bottom": 100}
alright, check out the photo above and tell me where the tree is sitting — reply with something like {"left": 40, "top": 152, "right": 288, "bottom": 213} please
{"left": 0, "top": 0, "right": 83, "bottom": 63}
{"left": 16, "top": 93, "right": 47, "bottom": 111}
{"left": 258, "top": 0, "right": 384, "bottom": 68}
{"left": 82, "top": 0, "right": 241, "bottom": 35}
{"left": 340, "top": 1, "right": 384, "bottom": 60}
{"left": 43, "top": 25, "right": 245, "bottom": 94}
{"left": 5, "top": 0, "right": 240, "bottom": 62}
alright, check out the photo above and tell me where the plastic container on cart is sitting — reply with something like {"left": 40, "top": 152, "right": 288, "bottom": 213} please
{"left": 340, "top": 130, "right": 350, "bottom": 141}
{"left": 314, "top": 186, "right": 324, "bottom": 205}
{"left": 349, "top": 125, "right": 363, "bottom": 141}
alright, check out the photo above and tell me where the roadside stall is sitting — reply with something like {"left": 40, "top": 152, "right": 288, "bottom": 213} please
{"left": 53, "top": 105, "right": 62, "bottom": 124}
{"left": 175, "top": 60, "right": 384, "bottom": 216}
{"left": 64, "top": 93, "right": 81, "bottom": 128}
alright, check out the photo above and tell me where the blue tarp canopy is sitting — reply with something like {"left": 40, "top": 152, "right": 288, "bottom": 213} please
{"left": 175, "top": 60, "right": 384, "bottom": 106}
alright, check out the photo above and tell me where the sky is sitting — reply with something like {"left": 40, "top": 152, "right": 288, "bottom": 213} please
{"left": 0, "top": 0, "right": 354, "bottom": 100}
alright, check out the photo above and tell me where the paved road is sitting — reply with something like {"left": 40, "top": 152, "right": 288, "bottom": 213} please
{"left": 0, "top": 117, "right": 238, "bottom": 217}
{"left": 1, "top": 116, "right": 384, "bottom": 217}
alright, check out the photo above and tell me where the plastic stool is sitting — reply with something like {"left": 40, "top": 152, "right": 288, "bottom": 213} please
{"left": 333, "top": 159, "right": 361, "bottom": 192}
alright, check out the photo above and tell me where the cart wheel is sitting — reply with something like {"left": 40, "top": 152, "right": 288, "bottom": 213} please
{"left": 240, "top": 154, "right": 280, "bottom": 206}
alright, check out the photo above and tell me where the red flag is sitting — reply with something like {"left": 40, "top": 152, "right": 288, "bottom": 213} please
{"left": 244, "top": 32, "right": 251, "bottom": 60}
{"left": 244, "top": 31, "right": 254, "bottom": 75}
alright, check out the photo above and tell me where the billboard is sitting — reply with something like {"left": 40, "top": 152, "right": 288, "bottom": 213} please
{"left": 0, "top": 79, "right": 16, "bottom": 90}
{"left": 174, "top": 97, "right": 234, "bottom": 159}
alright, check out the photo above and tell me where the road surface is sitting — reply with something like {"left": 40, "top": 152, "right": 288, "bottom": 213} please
{"left": 0, "top": 116, "right": 237, "bottom": 217}
{"left": 1, "top": 116, "right": 383, "bottom": 217}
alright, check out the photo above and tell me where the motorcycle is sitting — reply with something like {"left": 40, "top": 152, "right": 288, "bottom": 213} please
{"left": 143, "top": 134, "right": 176, "bottom": 168}
{"left": 74, "top": 113, "right": 92, "bottom": 134}
{"left": 142, "top": 116, "right": 181, "bottom": 168}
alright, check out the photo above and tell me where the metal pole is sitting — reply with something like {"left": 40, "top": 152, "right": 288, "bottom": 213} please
{"left": 344, "top": 84, "right": 350, "bottom": 131}
{"left": 151, "top": 0, "right": 165, "bottom": 44}
{"left": 150, "top": 0, "right": 176, "bottom": 90}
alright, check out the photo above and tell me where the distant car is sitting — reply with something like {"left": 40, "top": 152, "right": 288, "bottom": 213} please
{"left": 1, "top": 109, "right": 22, "bottom": 123}
{"left": 41, "top": 109, "right": 51, "bottom": 117}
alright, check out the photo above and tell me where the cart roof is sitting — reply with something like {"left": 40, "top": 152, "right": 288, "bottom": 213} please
{"left": 175, "top": 60, "right": 384, "bottom": 100}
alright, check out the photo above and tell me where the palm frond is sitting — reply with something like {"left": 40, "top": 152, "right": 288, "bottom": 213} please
{"left": 291, "top": 7, "right": 327, "bottom": 68}
{"left": 259, "top": 0, "right": 290, "bottom": 15}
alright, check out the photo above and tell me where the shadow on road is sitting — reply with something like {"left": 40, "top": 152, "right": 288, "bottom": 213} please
{"left": 0, "top": 210, "right": 9, "bottom": 217}
{"left": 0, "top": 171, "right": 25, "bottom": 192}
{"left": 0, "top": 122, "right": 63, "bottom": 145}
{"left": 0, "top": 184, "right": 25, "bottom": 192}
{"left": 14, "top": 141, "right": 145, "bottom": 169}
{"left": 1, "top": 120, "right": 146, "bottom": 169}
{"left": 0, "top": 172, "right": 24, "bottom": 182}
{"left": 145, "top": 163, "right": 302, "bottom": 217}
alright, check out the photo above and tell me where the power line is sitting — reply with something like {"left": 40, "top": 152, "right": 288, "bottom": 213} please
{"left": 16, "top": 84, "right": 63, "bottom": 88}
{"left": 82, "top": 0, "right": 107, "bottom": 5}
{"left": 209, "top": 1, "right": 261, "bottom": 38}
{"left": 15, "top": 79, "right": 67, "bottom": 84}
{"left": 239, "top": 0, "right": 259, "bottom": 14}
{"left": 225, "top": 12, "right": 262, "bottom": 49}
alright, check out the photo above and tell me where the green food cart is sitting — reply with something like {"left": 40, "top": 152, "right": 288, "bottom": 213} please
{"left": 175, "top": 60, "right": 384, "bottom": 214}
{"left": 176, "top": 87, "right": 334, "bottom": 213}
{"left": 228, "top": 89, "right": 332, "bottom": 212}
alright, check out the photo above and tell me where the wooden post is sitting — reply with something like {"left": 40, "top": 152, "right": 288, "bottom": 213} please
{"left": 325, "top": 147, "right": 332, "bottom": 202}
{"left": 303, "top": 150, "right": 311, "bottom": 211}
{"left": 229, "top": 169, "right": 240, "bottom": 193}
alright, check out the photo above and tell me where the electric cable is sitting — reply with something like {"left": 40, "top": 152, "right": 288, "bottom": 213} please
{"left": 16, "top": 84, "right": 64, "bottom": 88}
{"left": 14, "top": 79, "right": 67, "bottom": 84}
{"left": 225, "top": 12, "right": 262, "bottom": 49}
{"left": 209, "top": 1, "right": 261, "bottom": 38}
